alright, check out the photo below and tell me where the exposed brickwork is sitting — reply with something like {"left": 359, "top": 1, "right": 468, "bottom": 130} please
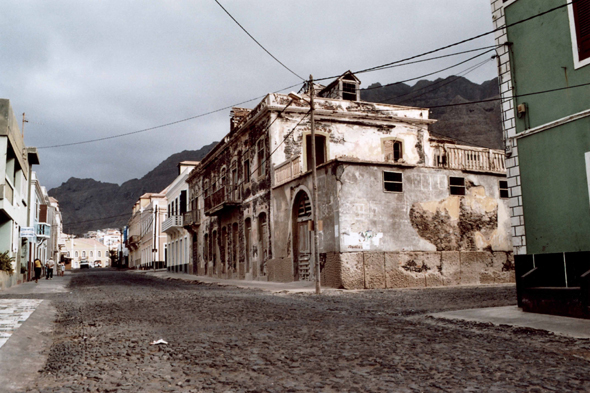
{"left": 490, "top": 0, "right": 526, "bottom": 255}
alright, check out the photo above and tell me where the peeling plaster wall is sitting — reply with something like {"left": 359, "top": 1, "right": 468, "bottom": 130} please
{"left": 268, "top": 94, "right": 432, "bottom": 170}
{"left": 337, "top": 165, "right": 512, "bottom": 254}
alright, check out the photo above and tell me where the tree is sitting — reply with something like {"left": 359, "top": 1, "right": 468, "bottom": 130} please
{"left": 0, "top": 251, "right": 15, "bottom": 275}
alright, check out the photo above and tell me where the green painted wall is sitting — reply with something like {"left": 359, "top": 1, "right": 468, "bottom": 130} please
{"left": 506, "top": 0, "right": 590, "bottom": 128}
{"left": 506, "top": 0, "right": 590, "bottom": 254}
{"left": 518, "top": 118, "right": 590, "bottom": 253}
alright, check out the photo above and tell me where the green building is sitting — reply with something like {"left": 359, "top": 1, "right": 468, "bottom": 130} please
{"left": 490, "top": 0, "right": 590, "bottom": 317}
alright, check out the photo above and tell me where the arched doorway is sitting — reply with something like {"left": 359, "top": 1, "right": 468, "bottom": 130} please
{"left": 292, "top": 191, "right": 312, "bottom": 281}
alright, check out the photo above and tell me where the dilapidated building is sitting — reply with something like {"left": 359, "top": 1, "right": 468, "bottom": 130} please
{"left": 184, "top": 72, "right": 514, "bottom": 289}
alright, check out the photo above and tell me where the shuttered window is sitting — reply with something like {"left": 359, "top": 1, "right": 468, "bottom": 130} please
{"left": 574, "top": 0, "right": 590, "bottom": 61}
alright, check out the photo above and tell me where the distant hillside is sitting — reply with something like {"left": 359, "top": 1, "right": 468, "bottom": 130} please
{"left": 49, "top": 142, "right": 217, "bottom": 235}
{"left": 361, "top": 76, "right": 502, "bottom": 149}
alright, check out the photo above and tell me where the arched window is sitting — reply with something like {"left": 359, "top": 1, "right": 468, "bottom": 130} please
{"left": 75, "top": 251, "right": 79, "bottom": 258}
{"left": 90, "top": 251, "right": 93, "bottom": 258}
{"left": 384, "top": 140, "right": 403, "bottom": 162}
{"left": 82, "top": 251, "right": 86, "bottom": 258}
{"left": 67, "top": 251, "right": 70, "bottom": 257}
{"left": 98, "top": 251, "right": 101, "bottom": 257}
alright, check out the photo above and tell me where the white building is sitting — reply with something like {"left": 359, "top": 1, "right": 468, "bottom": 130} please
{"left": 163, "top": 161, "right": 199, "bottom": 273}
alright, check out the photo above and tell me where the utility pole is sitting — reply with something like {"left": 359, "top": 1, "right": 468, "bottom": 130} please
{"left": 309, "top": 75, "right": 321, "bottom": 295}
{"left": 153, "top": 205, "right": 158, "bottom": 270}
{"left": 22, "top": 113, "right": 28, "bottom": 138}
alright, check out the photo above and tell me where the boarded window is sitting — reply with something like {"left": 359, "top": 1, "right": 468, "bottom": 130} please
{"left": 384, "top": 140, "right": 403, "bottom": 162}
{"left": 257, "top": 140, "right": 266, "bottom": 177}
{"left": 450, "top": 177, "right": 466, "bottom": 195}
{"left": 244, "top": 159, "right": 250, "bottom": 183}
{"left": 305, "top": 134, "right": 327, "bottom": 171}
{"left": 499, "top": 180, "right": 509, "bottom": 198}
{"left": 574, "top": 0, "right": 590, "bottom": 61}
{"left": 383, "top": 171, "right": 403, "bottom": 192}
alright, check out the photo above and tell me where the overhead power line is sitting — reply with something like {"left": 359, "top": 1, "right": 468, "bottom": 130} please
{"left": 37, "top": 83, "right": 303, "bottom": 149}
{"left": 316, "top": 0, "right": 576, "bottom": 81}
{"left": 213, "top": 0, "right": 305, "bottom": 81}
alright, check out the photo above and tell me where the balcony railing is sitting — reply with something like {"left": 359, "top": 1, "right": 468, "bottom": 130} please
{"left": 274, "top": 156, "right": 302, "bottom": 186}
{"left": 36, "top": 223, "right": 51, "bottom": 238}
{"left": 432, "top": 144, "right": 506, "bottom": 174}
{"left": 183, "top": 210, "right": 201, "bottom": 228}
{"left": 204, "top": 185, "right": 241, "bottom": 215}
{"left": 162, "top": 215, "right": 183, "bottom": 233}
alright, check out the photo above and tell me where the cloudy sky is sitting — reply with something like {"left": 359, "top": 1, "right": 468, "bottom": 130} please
{"left": 1, "top": 1, "right": 497, "bottom": 190}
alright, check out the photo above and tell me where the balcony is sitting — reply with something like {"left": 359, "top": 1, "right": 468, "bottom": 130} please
{"left": 183, "top": 210, "right": 201, "bottom": 229}
{"left": 127, "top": 235, "right": 140, "bottom": 251}
{"left": 204, "top": 185, "right": 241, "bottom": 216}
{"left": 36, "top": 223, "right": 51, "bottom": 238}
{"left": 274, "top": 156, "right": 302, "bottom": 186}
{"left": 162, "top": 215, "right": 183, "bottom": 233}
{"left": 432, "top": 144, "right": 506, "bottom": 174}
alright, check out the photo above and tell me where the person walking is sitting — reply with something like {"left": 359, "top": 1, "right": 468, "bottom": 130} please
{"left": 59, "top": 262, "right": 65, "bottom": 276}
{"left": 33, "top": 258, "right": 43, "bottom": 283}
{"left": 46, "top": 258, "right": 55, "bottom": 280}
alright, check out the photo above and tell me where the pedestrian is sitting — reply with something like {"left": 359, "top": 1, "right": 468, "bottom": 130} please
{"left": 33, "top": 258, "right": 43, "bottom": 283}
{"left": 46, "top": 258, "right": 55, "bottom": 280}
{"left": 60, "top": 262, "right": 65, "bottom": 276}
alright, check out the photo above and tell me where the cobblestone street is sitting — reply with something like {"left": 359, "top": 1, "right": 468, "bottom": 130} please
{"left": 7, "top": 271, "right": 590, "bottom": 393}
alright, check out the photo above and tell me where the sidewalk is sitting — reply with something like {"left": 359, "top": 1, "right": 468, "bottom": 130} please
{"left": 430, "top": 306, "right": 590, "bottom": 339}
{"left": 0, "top": 273, "right": 71, "bottom": 392}
{"left": 141, "top": 269, "right": 322, "bottom": 293}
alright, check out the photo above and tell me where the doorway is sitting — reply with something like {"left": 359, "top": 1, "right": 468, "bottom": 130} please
{"left": 293, "top": 191, "right": 312, "bottom": 281}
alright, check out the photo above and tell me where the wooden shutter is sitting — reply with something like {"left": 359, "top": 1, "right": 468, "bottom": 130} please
{"left": 574, "top": 0, "right": 590, "bottom": 61}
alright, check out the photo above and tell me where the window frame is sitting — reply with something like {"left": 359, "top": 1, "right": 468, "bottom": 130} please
{"left": 449, "top": 176, "right": 466, "bottom": 196}
{"left": 499, "top": 180, "right": 509, "bottom": 199}
{"left": 568, "top": 1, "right": 590, "bottom": 69}
{"left": 383, "top": 171, "right": 403, "bottom": 193}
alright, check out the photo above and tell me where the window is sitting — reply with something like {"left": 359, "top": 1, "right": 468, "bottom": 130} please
{"left": 342, "top": 81, "right": 358, "bottom": 101}
{"left": 383, "top": 171, "right": 403, "bottom": 192}
{"left": 98, "top": 251, "right": 101, "bottom": 257}
{"left": 257, "top": 140, "right": 266, "bottom": 177}
{"left": 450, "top": 177, "right": 466, "bottom": 195}
{"left": 204, "top": 180, "right": 210, "bottom": 197}
{"left": 305, "top": 134, "right": 327, "bottom": 171}
{"left": 499, "top": 180, "right": 509, "bottom": 198}
{"left": 244, "top": 159, "right": 251, "bottom": 183}
{"left": 90, "top": 251, "right": 93, "bottom": 258}
{"left": 82, "top": 251, "right": 86, "bottom": 258}
{"left": 383, "top": 140, "right": 403, "bottom": 162}
{"left": 573, "top": 0, "right": 590, "bottom": 62}
{"left": 75, "top": 251, "right": 78, "bottom": 258}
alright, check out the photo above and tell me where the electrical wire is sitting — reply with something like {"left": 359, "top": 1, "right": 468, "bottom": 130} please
{"left": 37, "top": 83, "right": 303, "bottom": 149}
{"left": 361, "top": 48, "right": 496, "bottom": 92}
{"left": 315, "top": 0, "right": 576, "bottom": 82}
{"left": 213, "top": 0, "right": 305, "bottom": 81}
{"left": 383, "top": 57, "right": 495, "bottom": 105}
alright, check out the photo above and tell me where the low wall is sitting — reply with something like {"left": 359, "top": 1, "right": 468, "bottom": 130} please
{"left": 0, "top": 270, "right": 19, "bottom": 291}
{"left": 330, "top": 251, "right": 514, "bottom": 290}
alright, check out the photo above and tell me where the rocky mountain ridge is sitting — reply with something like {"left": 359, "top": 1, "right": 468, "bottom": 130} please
{"left": 49, "top": 143, "right": 217, "bottom": 235}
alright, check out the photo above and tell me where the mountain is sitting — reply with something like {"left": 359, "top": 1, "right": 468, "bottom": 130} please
{"left": 361, "top": 76, "right": 502, "bottom": 149}
{"left": 49, "top": 142, "right": 217, "bottom": 235}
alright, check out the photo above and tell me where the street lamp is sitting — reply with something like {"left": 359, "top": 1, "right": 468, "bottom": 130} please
{"left": 289, "top": 75, "right": 321, "bottom": 295}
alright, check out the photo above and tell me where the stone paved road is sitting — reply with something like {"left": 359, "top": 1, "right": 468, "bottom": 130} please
{"left": 10, "top": 270, "right": 590, "bottom": 393}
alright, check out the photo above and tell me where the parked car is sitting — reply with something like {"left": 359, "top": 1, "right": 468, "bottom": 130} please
{"left": 80, "top": 260, "right": 90, "bottom": 269}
